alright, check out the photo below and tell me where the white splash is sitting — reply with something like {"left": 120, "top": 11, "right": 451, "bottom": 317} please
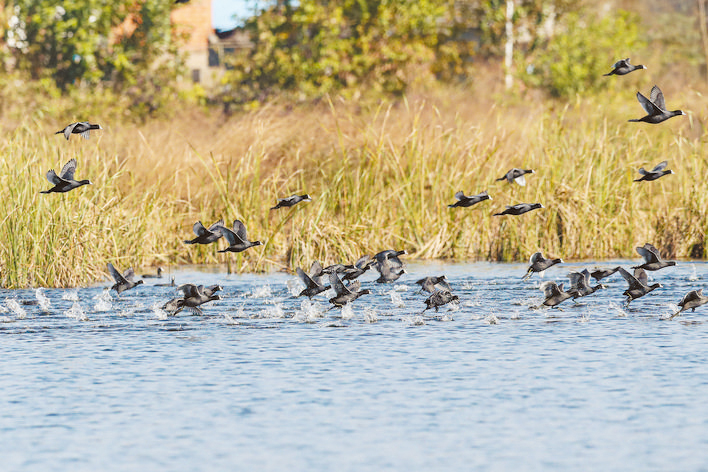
{"left": 66, "top": 302, "right": 88, "bottom": 321}
{"left": 293, "top": 299, "right": 324, "bottom": 323}
{"left": 389, "top": 291, "right": 405, "bottom": 308}
{"left": 688, "top": 265, "right": 700, "bottom": 282}
{"left": 441, "top": 314, "right": 454, "bottom": 322}
{"left": 248, "top": 285, "right": 272, "bottom": 299}
{"left": 403, "top": 316, "right": 425, "bottom": 326}
{"left": 6, "top": 299, "right": 26, "bottom": 319}
{"left": 287, "top": 279, "right": 303, "bottom": 296}
{"left": 223, "top": 313, "right": 239, "bottom": 325}
{"left": 577, "top": 313, "right": 590, "bottom": 323}
{"left": 93, "top": 290, "right": 113, "bottom": 312}
{"left": 253, "top": 303, "right": 286, "bottom": 319}
{"left": 485, "top": 314, "right": 499, "bottom": 325}
{"left": 151, "top": 302, "right": 169, "bottom": 320}
{"left": 340, "top": 304, "right": 355, "bottom": 320}
{"left": 392, "top": 284, "right": 409, "bottom": 292}
{"left": 62, "top": 290, "right": 80, "bottom": 301}
{"left": 35, "top": 288, "right": 51, "bottom": 311}
{"left": 363, "top": 308, "right": 378, "bottom": 323}
{"left": 608, "top": 301, "right": 628, "bottom": 317}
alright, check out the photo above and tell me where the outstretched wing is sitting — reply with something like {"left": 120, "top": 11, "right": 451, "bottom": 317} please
{"left": 192, "top": 221, "right": 208, "bottom": 237}
{"left": 297, "top": 267, "right": 317, "bottom": 289}
{"left": 529, "top": 252, "right": 545, "bottom": 264}
{"left": 218, "top": 226, "right": 239, "bottom": 246}
{"left": 650, "top": 161, "right": 668, "bottom": 173}
{"left": 567, "top": 271, "right": 584, "bottom": 290}
{"left": 63, "top": 123, "right": 78, "bottom": 140}
{"left": 59, "top": 158, "right": 77, "bottom": 180}
{"left": 45, "top": 169, "right": 63, "bottom": 185}
{"left": 453, "top": 191, "right": 465, "bottom": 201}
{"left": 208, "top": 219, "right": 225, "bottom": 232}
{"left": 618, "top": 267, "right": 641, "bottom": 290}
{"left": 231, "top": 220, "right": 248, "bottom": 242}
{"left": 636, "top": 91, "right": 661, "bottom": 116}
{"left": 633, "top": 268, "right": 649, "bottom": 286}
{"left": 123, "top": 268, "right": 136, "bottom": 282}
{"left": 107, "top": 263, "right": 127, "bottom": 284}
{"left": 177, "top": 283, "right": 199, "bottom": 298}
{"left": 649, "top": 85, "right": 666, "bottom": 111}
{"left": 613, "top": 58, "right": 630, "bottom": 69}
{"left": 514, "top": 175, "right": 527, "bottom": 186}
{"left": 636, "top": 244, "right": 659, "bottom": 264}
{"left": 329, "top": 272, "right": 350, "bottom": 296}
{"left": 540, "top": 281, "right": 561, "bottom": 298}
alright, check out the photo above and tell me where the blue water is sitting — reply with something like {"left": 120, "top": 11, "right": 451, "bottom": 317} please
{"left": 1, "top": 262, "right": 708, "bottom": 471}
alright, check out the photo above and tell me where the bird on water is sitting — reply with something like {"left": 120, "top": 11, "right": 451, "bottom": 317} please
{"left": 523, "top": 252, "right": 563, "bottom": 280}
{"left": 604, "top": 58, "right": 646, "bottom": 76}
{"left": 618, "top": 267, "right": 661, "bottom": 306}
{"left": 107, "top": 263, "right": 143, "bottom": 294}
{"left": 422, "top": 289, "right": 459, "bottom": 313}
{"left": 40, "top": 158, "right": 92, "bottom": 194}
{"left": 328, "top": 273, "right": 371, "bottom": 308}
{"left": 55, "top": 122, "right": 102, "bottom": 140}
{"left": 629, "top": 85, "right": 685, "bottom": 124}
{"left": 634, "top": 161, "right": 673, "bottom": 182}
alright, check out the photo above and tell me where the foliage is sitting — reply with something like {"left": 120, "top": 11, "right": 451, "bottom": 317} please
{"left": 519, "top": 10, "right": 645, "bottom": 98}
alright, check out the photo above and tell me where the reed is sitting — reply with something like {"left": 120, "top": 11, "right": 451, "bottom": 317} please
{"left": 0, "top": 84, "right": 706, "bottom": 288}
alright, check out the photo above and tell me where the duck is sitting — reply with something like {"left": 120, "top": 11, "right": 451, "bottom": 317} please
{"left": 422, "top": 289, "right": 459, "bottom": 313}
{"left": 155, "top": 276, "right": 176, "bottom": 287}
{"left": 142, "top": 267, "right": 163, "bottom": 279}
{"left": 296, "top": 267, "right": 330, "bottom": 298}
{"left": 496, "top": 168, "right": 534, "bottom": 186}
{"left": 629, "top": 85, "right": 685, "bottom": 124}
{"left": 164, "top": 284, "right": 222, "bottom": 315}
{"left": 590, "top": 267, "right": 621, "bottom": 281}
{"left": 218, "top": 220, "right": 262, "bottom": 253}
{"left": 341, "top": 255, "right": 376, "bottom": 281}
{"left": 632, "top": 243, "right": 676, "bottom": 271}
{"left": 184, "top": 219, "right": 225, "bottom": 245}
{"left": 493, "top": 203, "right": 543, "bottom": 216}
{"left": 618, "top": 267, "right": 661, "bottom": 306}
{"left": 539, "top": 281, "right": 572, "bottom": 307}
{"left": 107, "top": 263, "right": 143, "bottom": 294}
{"left": 40, "top": 158, "right": 91, "bottom": 194}
{"left": 328, "top": 273, "right": 371, "bottom": 308}
{"left": 415, "top": 275, "right": 451, "bottom": 294}
{"left": 634, "top": 161, "right": 673, "bottom": 182}
{"left": 523, "top": 252, "right": 563, "bottom": 280}
{"left": 671, "top": 289, "right": 708, "bottom": 319}
{"left": 604, "top": 58, "right": 646, "bottom": 76}
{"left": 55, "top": 121, "right": 102, "bottom": 140}
{"left": 448, "top": 191, "right": 491, "bottom": 208}
{"left": 566, "top": 269, "right": 606, "bottom": 299}
{"left": 270, "top": 194, "right": 312, "bottom": 210}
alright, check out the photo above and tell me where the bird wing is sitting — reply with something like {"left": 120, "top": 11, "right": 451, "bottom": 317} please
{"left": 650, "top": 85, "right": 666, "bottom": 111}
{"left": 540, "top": 281, "right": 561, "bottom": 297}
{"left": 618, "top": 267, "right": 641, "bottom": 290}
{"left": 123, "top": 268, "right": 136, "bottom": 282}
{"left": 651, "top": 161, "right": 668, "bottom": 173}
{"left": 567, "top": 271, "right": 584, "bottom": 290}
{"left": 192, "top": 221, "right": 208, "bottom": 237}
{"left": 637, "top": 167, "right": 649, "bottom": 176}
{"left": 177, "top": 283, "right": 199, "bottom": 298}
{"left": 679, "top": 290, "right": 700, "bottom": 306}
{"left": 529, "top": 252, "right": 545, "bottom": 264}
{"left": 636, "top": 91, "right": 662, "bottom": 116}
{"left": 297, "top": 267, "right": 317, "bottom": 289}
{"left": 45, "top": 169, "right": 64, "bottom": 185}
{"left": 329, "top": 272, "right": 350, "bottom": 295}
{"left": 63, "top": 123, "right": 78, "bottom": 140}
{"left": 613, "top": 58, "right": 630, "bottom": 68}
{"left": 514, "top": 175, "right": 527, "bottom": 186}
{"left": 59, "top": 158, "right": 78, "bottom": 180}
{"left": 107, "top": 263, "right": 127, "bottom": 284}
{"left": 581, "top": 269, "right": 591, "bottom": 286}
{"left": 218, "top": 226, "right": 239, "bottom": 246}
{"left": 453, "top": 191, "right": 465, "bottom": 201}
{"left": 231, "top": 220, "right": 249, "bottom": 242}
{"left": 208, "top": 219, "right": 225, "bottom": 232}
{"left": 310, "top": 261, "right": 324, "bottom": 277}
{"left": 636, "top": 245, "right": 659, "bottom": 264}
{"left": 633, "top": 268, "right": 649, "bottom": 286}
{"left": 354, "top": 255, "right": 372, "bottom": 269}
{"left": 346, "top": 280, "right": 361, "bottom": 293}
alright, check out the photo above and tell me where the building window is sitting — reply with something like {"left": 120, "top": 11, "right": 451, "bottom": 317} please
{"left": 191, "top": 69, "right": 201, "bottom": 83}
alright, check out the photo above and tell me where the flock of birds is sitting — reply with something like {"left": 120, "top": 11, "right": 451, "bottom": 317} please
{"left": 39, "top": 57, "right": 703, "bottom": 319}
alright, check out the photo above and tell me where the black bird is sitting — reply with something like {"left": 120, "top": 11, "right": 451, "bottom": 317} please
{"left": 341, "top": 255, "right": 376, "bottom": 281}
{"left": 604, "top": 58, "right": 646, "bottom": 76}
{"left": 539, "top": 281, "right": 572, "bottom": 307}
{"left": 155, "top": 276, "right": 176, "bottom": 287}
{"left": 590, "top": 266, "right": 621, "bottom": 282}
{"left": 496, "top": 168, "right": 535, "bottom": 186}
{"left": 373, "top": 249, "right": 406, "bottom": 267}
{"left": 328, "top": 273, "right": 371, "bottom": 308}
{"left": 55, "top": 121, "right": 102, "bottom": 140}
{"left": 567, "top": 269, "right": 606, "bottom": 299}
{"left": 217, "top": 220, "right": 262, "bottom": 253}
{"left": 448, "top": 191, "right": 491, "bottom": 208}
{"left": 107, "top": 263, "right": 143, "bottom": 294}
{"left": 308, "top": 261, "right": 326, "bottom": 286}
{"left": 422, "top": 289, "right": 459, "bottom": 313}
{"left": 322, "top": 263, "right": 347, "bottom": 274}
{"left": 671, "top": 289, "right": 708, "bottom": 319}
{"left": 634, "top": 161, "right": 673, "bottom": 182}
{"left": 184, "top": 219, "right": 225, "bottom": 245}
{"left": 523, "top": 252, "right": 563, "bottom": 280}
{"left": 415, "top": 275, "right": 451, "bottom": 294}
{"left": 372, "top": 249, "right": 406, "bottom": 283}
{"left": 632, "top": 243, "right": 676, "bottom": 271}
{"left": 40, "top": 158, "right": 91, "bottom": 194}
{"left": 142, "top": 267, "right": 163, "bottom": 279}
{"left": 271, "top": 194, "right": 312, "bottom": 210}
{"left": 164, "top": 284, "right": 222, "bottom": 315}
{"left": 629, "top": 85, "right": 685, "bottom": 124}
{"left": 493, "top": 203, "right": 543, "bottom": 216}
{"left": 618, "top": 267, "right": 661, "bottom": 306}
{"left": 296, "top": 267, "right": 330, "bottom": 298}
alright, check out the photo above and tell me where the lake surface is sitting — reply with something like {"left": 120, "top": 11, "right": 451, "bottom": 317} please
{"left": 1, "top": 261, "right": 708, "bottom": 471}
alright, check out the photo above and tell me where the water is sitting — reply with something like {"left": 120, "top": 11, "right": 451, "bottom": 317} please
{"left": 2, "top": 262, "right": 708, "bottom": 471}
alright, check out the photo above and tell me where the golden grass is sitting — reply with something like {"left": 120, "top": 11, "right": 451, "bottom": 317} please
{"left": 1, "top": 82, "right": 707, "bottom": 288}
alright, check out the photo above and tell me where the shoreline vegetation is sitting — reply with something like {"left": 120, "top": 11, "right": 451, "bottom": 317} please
{"left": 1, "top": 83, "right": 707, "bottom": 288}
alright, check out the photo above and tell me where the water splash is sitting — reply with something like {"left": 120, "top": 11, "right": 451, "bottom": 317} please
{"left": 688, "top": 265, "right": 700, "bottom": 282}
{"left": 93, "top": 290, "right": 113, "bottom": 312}
{"left": 62, "top": 290, "right": 80, "bottom": 301}
{"left": 363, "top": 308, "right": 378, "bottom": 323}
{"left": 340, "top": 304, "right": 354, "bottom": 320}
{"left": 608, "top": 301, "right": 628, "bottom": 318}
{"left": 248, "top": 285, "right": 272, "bottom": 299}
{"left": 392, "top": 284, "right": 409, "bottom": 292}
{"left": 6, "top": 299, "right": 27, "bottom": 319}
{"left": 66, "top": 302, "right": 88, "bottom": 321}
{"left": 293, "top": 299, "right": 324, "bottom": 323}
{"left": 441, "top": 314, "right": 454, "bottom": 322}
{"left": 35, "top": 288, "right": 51, "bottom": 311}
{"left": 253, "top": 303, "right": 286, "bottom": 319}
{"left": 151, "top": 302, "right": 169, "bottom": 320}
{"left": 389, "top": 291, "right": 405, "bottom": 308}
{"left": 403, "top": 316, "right": 425, "bottom": 326}
{"left": 485, "top": 314, "right": 499, "bottom": 325}
{"left": 286, "top": 279, "right": 303, "bottom": 296}
{"left": 223, "top": 313, "right": 239, "bottom": 325}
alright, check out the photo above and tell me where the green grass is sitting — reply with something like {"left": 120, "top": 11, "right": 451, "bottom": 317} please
{"left": 0, "top": 85, "right": 706, "bottom": 288}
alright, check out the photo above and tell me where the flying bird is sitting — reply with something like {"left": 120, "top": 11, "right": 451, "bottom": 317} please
{"left": 671, "top": 289, "right": 708, "bottom": 319}
{"left": 632, "top": 243, "right": 676, "bottom": 271}
{"left": 107, "top": 263, "right": 143, "bottom": 294}
{"left": 218, "top": 220, "right": 262, "bottom": 253}
{"left": 496, "top": 168, "right": 535, "bottom": 186}
{"left": 271, "top": 194, "right": 312, "bottom": 210}
{"left": 40, "top": 158, "right": 91, "bottom": 194}
{"left": 55, "top": 121, "right": 102, "bottom": 140}
{"left": 328, "top": 272, "right": 371, "bottom": 308}
{"left": 629, "top": 85, "right": 685, "bottom": 124}
{"left": 539, "top": 281, "right": 572, "bottom": 307}
{"left": 448, "top": 191, "right": 491, "bottom": 208}
{"left": 184, "top": 219, "right": 225, "bottom": 245}
{"left": 523, "top": 252, "right": 563, "bottom": 280}
{"left": 618, "top": 267, "right": 661, "bottom": 306}
{"left": 493, "top": 203, "right": 543, "bottom": 216}
{"left": 604, "top": 58, "right": 646, "bottom": 76}
{"left": 634, "top": 161, "right": 673, "bottom": 182}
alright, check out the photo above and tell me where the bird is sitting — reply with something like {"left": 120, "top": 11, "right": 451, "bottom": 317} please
{"left": 496, "top": 168, "right": 535, "bottom": 186}
{"left": 107, "top": 263, "right": 143, "bottom": 294}
{"left": 341, "top": 255, "right": 376, "bottom": 281}
{"left": 671, "top": 289, "right": 708, "bottom": 319}
{"left": 40, "top": 158, "right": 92, "bottom": 194}
{"left": 328, "top": 272, "right": 371, "bottom": 308}
{"left": 604, "top": 58, "right": 646, "bottom": 76}
{"left": 55, "top": 121, "right": 102, "bottom": 140}
{"left": 322, "top": 263, "right": 347, "bottom": 274}
{"left": 296, "top": 267, "right": 330, "bottom": 298}
{"left": 155, "top": 276, "right": 176, "bottom": 287}
{"left": 629, "top": 85, "right": 685, "bottom": 124}
{"left": 448, "top": 191, "right": 491, "bottom": 208}
{"left": 218, "top": 220, "right": 262, "bottom": 253}
{"left": 163, "top": 284, "right": 222, "bottom": 315}
{"left": 634, "top": 161, "right": 673, "bottom": 182}
{"left": 308, "top": 261, "right": 326, "bottom": 286}
{"left": 142, "top": 267, "right": 163, "bottom": 279}
{"left": 415, "top": 275, "right": 451, "bottom": 294}
{"left": 372, "top": 250, "right": 406, "bottom": 283}
{"left": 493, "top": 203, "right": 543, "bottom": 216}
{"left": 618, "top": 267, "right": 661, "bottom": 306}
{"left": 633, "top": 243, "right": 676, "bottom": 271}
{"left": 422, "top": 289, "right": 459, "bottom": 313}
{"left": 374, "top": 249, "right": 406, "bottom": 268}
{"left": 184, "top": 219, "right": 225, "bottom": 245}
{"left": 539, "top": 281, "right": 572, "bottom": 307}
{"left": 590, "top": 267, "right": 621, "bottom": 281}
{"left": 523, "top": 252, "right": 563, "bottom": 280}
{"left": 566, "top": 269, "right": 606, "bottom": 299}
{"left": 270, "top": 194, "right": 312, "bottom": 210}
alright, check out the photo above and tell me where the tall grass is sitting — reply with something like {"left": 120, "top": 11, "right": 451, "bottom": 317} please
{"left": 0, "top": 84, "right": 707, "bottom": 288}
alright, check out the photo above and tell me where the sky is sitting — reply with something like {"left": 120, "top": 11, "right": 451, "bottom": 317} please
{"left": 212, "top": 0, "right": 261, "bottom": 31}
